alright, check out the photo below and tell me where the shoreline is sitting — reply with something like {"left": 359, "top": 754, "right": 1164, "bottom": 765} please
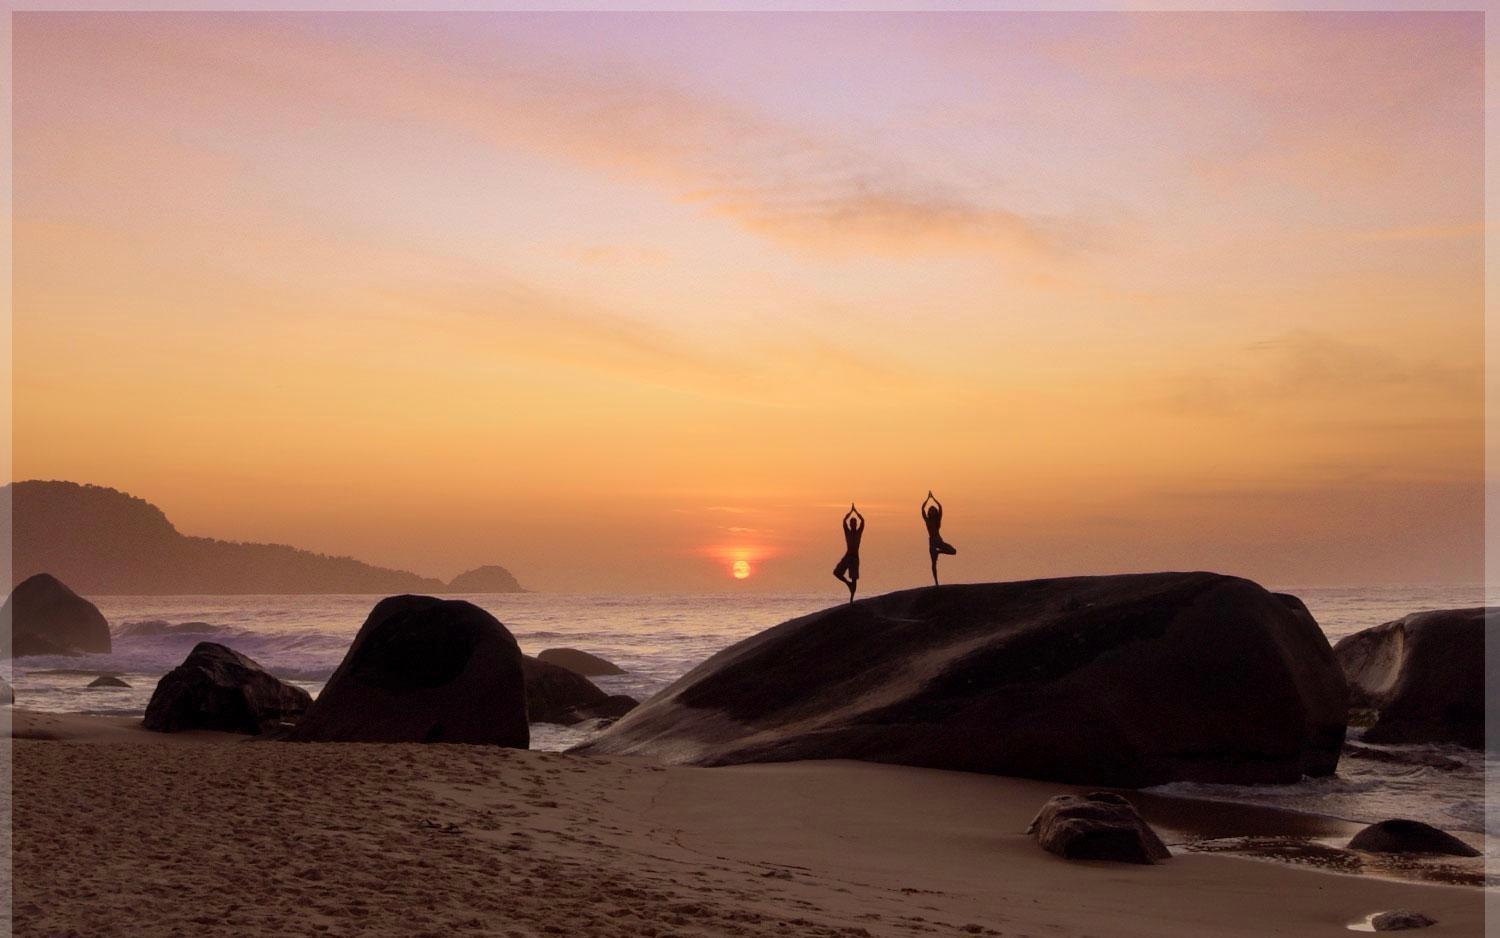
{"left": 10, "top": 710, "right": 1486, "bottom": 937}
{"left": 8, "top": 709, "right": 1483, "bottom": 850}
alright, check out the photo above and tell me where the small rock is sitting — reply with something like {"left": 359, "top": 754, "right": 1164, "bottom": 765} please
{"left": 87, "top": 675, "right": 129, "bottom": 689}
{"left": 1027, "top": 792, "right": 1170, "bottom": 864}
{"left": 1347, "top": 819, "right": 1480, "bottom": 857}
{"left": 1371, "top": 910, "right": 1436, "bottom": 931}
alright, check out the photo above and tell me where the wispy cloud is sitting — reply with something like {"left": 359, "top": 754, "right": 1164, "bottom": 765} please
{"left": 1159, "top": 330, "right": 1481, "bottom": 419}
{"left": 56, "top": 15, "right": 1074, "bottom": 264}
{"left": 1046, "top": 12, "right": 1481, "bottom": 188}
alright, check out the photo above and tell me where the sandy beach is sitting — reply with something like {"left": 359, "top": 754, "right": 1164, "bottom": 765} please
{"left": 10, "top": 710, "right": 1483, "bottom": 938}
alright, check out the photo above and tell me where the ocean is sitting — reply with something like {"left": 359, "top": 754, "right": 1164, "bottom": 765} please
{"left": 9, "top": 584, "right": 1488, "bottom": 844}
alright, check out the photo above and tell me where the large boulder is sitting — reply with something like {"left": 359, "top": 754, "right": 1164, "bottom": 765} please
{"left": 1333, "top": 608, "right": 1486, "bottom": 748}
{"left": 538, "top": 647, "right": 626, "bottom": 676}
{"left": 1347, "top": 819, "right": 1480, "bottom": 857}
{"left": 1027, "top": 792, "right": 1170, "bottom": 864}
{"left": 2, "top": 573, "right": 111, "bottom": 658}
{"left": 574, "top": 573, "right": 1348, "bottom": 786}
{"left": 522, "top": 656, "right": 637, "bottom": 725}
{"left": 143, "top": 642, "right": 311, "bottom": 734}
{"left": 288, "top": 596, "right": 528, "bottom": 746}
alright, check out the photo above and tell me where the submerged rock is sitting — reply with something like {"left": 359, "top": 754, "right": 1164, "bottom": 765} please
{"left": 1341, "top": 743, "right": 1464, "bottom": 771}
{"left": 575, "top": 573, "right": 1348, "bottom": 786}
{"left": 87, "top": 675, "right": 130, "bottom": 689}
{"left": 116, "top": 620, "right": 218, "bottom": 638}
{"left": 2, "top": 573, "right": 111, "bottom": 659}
{"left": 537, "top": 647, "right": 626, "bottom": 676}
{"left": 288, "top": 596, "right": 528, "bottom": 746}
{"left": 144, "top": 642, "right": 310, "bottom": 734}
{"left": 1333, "top": 608, "right": 1487, "bottom": 748}
{"left": 1347, "top": 819, "right": 1479, "bottom": 857}
{"left": 1027, "top": 792, "right": 1170, "bottom": 864}
{"left": 566, "top": 694, "right": 638, "bottom": 724}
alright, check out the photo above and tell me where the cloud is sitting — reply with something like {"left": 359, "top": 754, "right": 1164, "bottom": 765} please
{"left": 693, "top": 184, "right": 1060, "bottom": 259}
{"left": 1044, "top": 12, "right": 1482, "bottom": 188}
{"left": 1159, "top": 330, "right": 1481, "bottom": 420}
{"left": 26, "top": 14, "right": 1070, "bottom": 264}
{"left": 1341, "top": 223, "right": 1484, "bottom": 244}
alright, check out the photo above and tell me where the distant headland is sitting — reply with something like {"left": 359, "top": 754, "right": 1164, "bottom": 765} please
{"left": 4, "top": 480, "right": 525, "bottom": 595}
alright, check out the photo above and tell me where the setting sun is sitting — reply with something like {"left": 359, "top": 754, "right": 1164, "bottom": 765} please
{"left": 731, "top": 560, "right": 751, "bottom": 580}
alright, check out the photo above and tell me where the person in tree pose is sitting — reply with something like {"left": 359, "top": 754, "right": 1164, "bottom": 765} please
{"left": 922, "top": 491, "right": 956, "bottom": 586}
{"left": 832, "top": 503, "right": 865, "bottom": 603}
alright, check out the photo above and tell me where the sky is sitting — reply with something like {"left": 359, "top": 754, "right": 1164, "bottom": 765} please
{"left": 11, "top": 11, "right": 1484, "bottom": 593}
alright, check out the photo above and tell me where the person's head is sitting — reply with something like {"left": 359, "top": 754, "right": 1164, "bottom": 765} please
{"left": 925, "top": 504, "right": 938, "bottom": 520}
{"left": 847, "top": 516, "right": 859, "bottom": 531}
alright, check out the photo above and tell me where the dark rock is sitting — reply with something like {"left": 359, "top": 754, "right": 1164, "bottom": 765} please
{"left": 1333, "top": 608, "right": 1487, "bottom": 748}
{"left": 87, "top": 675, "right": 130, "bottom": 689}
{"left": 521, "top": 656, "right": 636, "bottom": 725}
{"left": 574, "top": 573, "right": 1348, "bottom": 786}
{"left": 1347, "top": 819, "right": 1479, "bottom": 857}
{"left": 0, "top": 677, "right": 13, "bottom": 705}
{"left": 537, "top": 647, "right": 626, "bottom": 676}
{"left": 288, "top": 596, "right": 528, "bottom": 746}
{"left": 1371, "top": 911, "right": 1436, "bottom": 931}
{"left": 447, "top": 565, "right": 525, "bottom": 593}
{"left": 2, "top": 573, "right": 111, "bottom": 658}
{"left": 144, "top": 642, "right": 310, "bottom": 734}
{"left": 1027, "top": 792, "right": 1170, "bottom": 864}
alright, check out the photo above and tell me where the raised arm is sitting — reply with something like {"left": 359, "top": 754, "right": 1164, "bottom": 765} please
{"left": 850, "top": 506, "right": 864, "bottom": 527}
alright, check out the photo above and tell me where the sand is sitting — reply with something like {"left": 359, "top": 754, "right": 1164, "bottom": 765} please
{"left": 9, "top": 710, "right": 1485, "bottom": 937}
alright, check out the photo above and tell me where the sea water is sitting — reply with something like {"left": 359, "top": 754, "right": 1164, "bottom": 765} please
{"left": 8, "top": 585, "right": 1487, "bottom": 841}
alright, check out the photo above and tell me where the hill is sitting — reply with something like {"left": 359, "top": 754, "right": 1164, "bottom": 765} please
{"left": 448, "top": 565, "right": 525, "bottom": 592}
{"left": 5, "top": 481, "right": 525, "bottom": 595}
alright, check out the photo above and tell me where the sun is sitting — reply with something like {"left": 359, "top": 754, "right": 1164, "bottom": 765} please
{"left": 732, "top": 560, "right": 751, "bottom": 580}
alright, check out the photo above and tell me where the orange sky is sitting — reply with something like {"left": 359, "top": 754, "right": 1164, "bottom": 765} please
{"left": 11, "top": 11, "right": 1484, "bottom": 592}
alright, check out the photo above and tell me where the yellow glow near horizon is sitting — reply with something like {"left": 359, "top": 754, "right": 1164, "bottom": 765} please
{"left": 732, "top": 561, "right": 752, "bottom": 581}
{"left": 10, "top": 12, "right": 1484, "bottom": 593}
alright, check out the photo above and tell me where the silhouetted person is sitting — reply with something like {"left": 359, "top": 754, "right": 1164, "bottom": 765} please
{"left": 833, "top": 503, "right": 864, "bottom": 603}
{"left": 922, "top": 491, "right": 956, "bottom": 586}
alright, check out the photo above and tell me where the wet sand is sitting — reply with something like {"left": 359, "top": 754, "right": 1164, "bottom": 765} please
{"left": 9, "top": 711, "right": 1485, "bottom": 937}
